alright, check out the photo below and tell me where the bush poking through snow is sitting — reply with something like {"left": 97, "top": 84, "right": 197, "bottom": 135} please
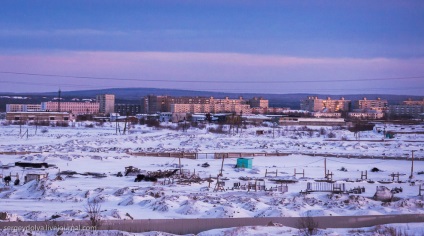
{"left": 371, "top": 167, "right": 381, "bottom": 172}
{"left": 85, "top": 198, "right": 103, "bottom": 229}
{"left": 297, "top": 212, "right": 319, "bottom": 236}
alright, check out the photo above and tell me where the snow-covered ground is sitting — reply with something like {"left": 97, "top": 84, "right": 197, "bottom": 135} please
{"left": 0, "top": 122, "right": 424, "bottom": 234}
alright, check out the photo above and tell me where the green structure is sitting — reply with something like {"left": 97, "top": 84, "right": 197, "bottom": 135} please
{"left": 236, "top": 158, "right": 253, "bottom": 169}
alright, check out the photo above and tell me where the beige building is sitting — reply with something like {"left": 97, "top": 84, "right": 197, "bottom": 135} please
{"left": 312, "top": 112, "right": 342, "bottom": 118}
{"left": 301, "top": 96, "right": 351, "bottom": 112}
{"left": 144, "top": 95, "right": 252, "bottom": 114}
{"left": 348, "top": 111, "right": 384, "bottom": 120}
{"left": 6, "top": 104, "right": 42, "bottom": 112}
{"left": 354, "top": 97, "right": 388, "bottom": 112}
{"left": 403, "top": 98, "right": 424, "bottom": 106}
{"left": 41, "top": 101, "right": 99, "bottom": 115}
{"left": 96, "top": 94, "right": 115, "bottom": 115}
{"left": 171, "top": 103, "right": 251, "bottom": 114}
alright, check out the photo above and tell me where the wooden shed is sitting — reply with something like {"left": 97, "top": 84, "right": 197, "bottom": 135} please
{"left": 24, "top": 172, "right": 48, "bottom": 184}
{"left": 236, "top": 158, "right": 253, "bottom": 169}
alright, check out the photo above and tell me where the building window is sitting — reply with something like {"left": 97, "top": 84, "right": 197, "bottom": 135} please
{"left": 50, "top": 117, "right": 55, "bottom": 121}
{"left": 14, "top": 117, "right": 20, "bottom": 120}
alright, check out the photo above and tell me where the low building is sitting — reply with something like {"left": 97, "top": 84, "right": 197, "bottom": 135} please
{"left": 279, "top": 117, "right": 349, "bottom": 126}
{"left": 348, "top": 111, "right": 384, "bottom": 120}
{"left": 6, "top": 112, "right": 73, "bottom": 123}
{"left": 312, "top": 112, "right": 342, "bottom": 118}
{"left": 24, "top": 172, "right": 48, "bottom": 184}
{"left": 242, "top": 114, "right": 272, "bottom": 124}
{"left": 159, "top": 112, "right": 173, "bottom": 122}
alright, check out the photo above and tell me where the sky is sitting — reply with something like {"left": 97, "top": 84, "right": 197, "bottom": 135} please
{"left": 0, "top": 0, "right": 423, "bottom": 95}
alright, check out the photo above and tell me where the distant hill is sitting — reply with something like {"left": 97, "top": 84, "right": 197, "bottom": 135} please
{"left": 0, "top": 87, "right": 422, "bottom": 112}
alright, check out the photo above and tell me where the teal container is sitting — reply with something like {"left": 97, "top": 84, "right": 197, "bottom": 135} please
{"left": 237, "top": 158, "right": 253, "bottom": 169}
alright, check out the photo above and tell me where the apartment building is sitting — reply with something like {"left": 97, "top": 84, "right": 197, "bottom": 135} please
{"left": 142, "top": 95, "right": 168, "bottom": 113}
{"left": 143, "top": 95, "right": 251, "bottom": 114}
{"left": 41, "top": 101, "right": 100, "bottom": 115}
{"left": 96, "top": 94, "right": 115, "bottom": 115}
{"left": 6, "top": 104, "right": 42, "bottom": 112}
{"left": 170, "top": 103, "right": 251, "bottom": 114}
{"left": 115, "top": 104, "right": 141, "bottom": 116}
{"left": 403, "top": 98, "right": 424, "bottom": 106}
{"left": 354, "top": 97, "right": 388, "bottom": 112}
{"left": 389, "top": 104, "right": 423, "bottom": 118}
{"left": 249, "top": 97, "right": 269, "bottom": 108}
{"left": 300, "top": 96, "right": 351, "bottom": 112}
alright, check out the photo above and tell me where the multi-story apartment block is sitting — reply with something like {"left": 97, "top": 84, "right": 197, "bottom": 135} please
{"left": 115, "top": 104, "right": 142, "bottom": 116}
{"left": 142, "top": 95, "right": 251, "bottom": 114}
{"left": 6, "top": 104, "right": 42, "bottom": 112}
{"left": 389, "top": 105, "right": 423, "bottom": 118}
{"left": 354, "top": 97, "right": 388, "bottom": 112}
{"left": 403, "top": 98, "right": 424, "bottom": 106}
{"left": 300, "top": 96, "right": 350, "bottom": 112}
{"left": 249, "top": 97, "right": 269, "bottom": 108}
{"left": 170, "top": 103, "right": 251, "bottom": 114}
{"left": 41, "top": 101, "right": 100, "bottom": 115}
{"left": 142, "top": 95, "right": 168, "bottom": 114}
{"left": 96, "top": 94, "right": 115, "bottom": 115}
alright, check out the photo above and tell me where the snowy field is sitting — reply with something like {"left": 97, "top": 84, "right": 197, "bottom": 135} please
{"left": 0, "top": 121, "right": 424, "bottom": 235}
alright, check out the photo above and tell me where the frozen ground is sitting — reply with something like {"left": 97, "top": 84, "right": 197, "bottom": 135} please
{"left": 0, "top": 122, "right": 424, "bottom": 234}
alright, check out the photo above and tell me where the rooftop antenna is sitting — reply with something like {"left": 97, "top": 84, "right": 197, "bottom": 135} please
{"left": 58, "top": 88, "right": 61, "bottom": 112}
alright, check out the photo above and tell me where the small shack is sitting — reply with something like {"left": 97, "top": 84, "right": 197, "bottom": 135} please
{"left": 24, "top": 172, "right": 48, "bottom": 184}
{"left": 236, "top": 158, "right": 253, "bottom": 169}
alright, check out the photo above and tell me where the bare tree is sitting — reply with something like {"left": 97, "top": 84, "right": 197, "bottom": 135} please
{"left": 297, "top": 211, "right": 319, "bottom": 236}
{"left": 85, "top": 198, "right": 103, "bottom": 229}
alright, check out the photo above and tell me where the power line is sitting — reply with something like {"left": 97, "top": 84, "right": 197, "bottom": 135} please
{"left": 327, "top": 158, "right": 389, "bottom": 165}
{"left": 1, "top": 79, "right": 423, "bottom": 94}
{"left": 1, "top": 71, "right": 424, "bottom": 84}
{"left": 283, "top": 158, "right": 325, "bottom": 168}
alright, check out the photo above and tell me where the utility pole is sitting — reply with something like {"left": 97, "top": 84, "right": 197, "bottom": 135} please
{"left": 410, "top": 150, "right": 416, "bottom": 179}
{"left": 179, "top": 155, "right": 182, "bottom": 175}
{"left": 115, "top": 113, "right": 118, "bottom": 135}
{"left": 58, "top": 89, "right": 61, "bottom": 112}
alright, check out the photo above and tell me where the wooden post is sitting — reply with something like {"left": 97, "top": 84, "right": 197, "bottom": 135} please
{"left": 410, "top": 150, "right": 416, "bottom": 179}
{"left": 324, "top": 158, "right": 327, "bottom": 178}
{"left": 179, "top": 155, "right": 182, "bottom": 175}
{"left": 219, "top": 154, "right": 225, "bottom": 177}
{"left": 361, "top": 170, "right": 367, "bottom": 180}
